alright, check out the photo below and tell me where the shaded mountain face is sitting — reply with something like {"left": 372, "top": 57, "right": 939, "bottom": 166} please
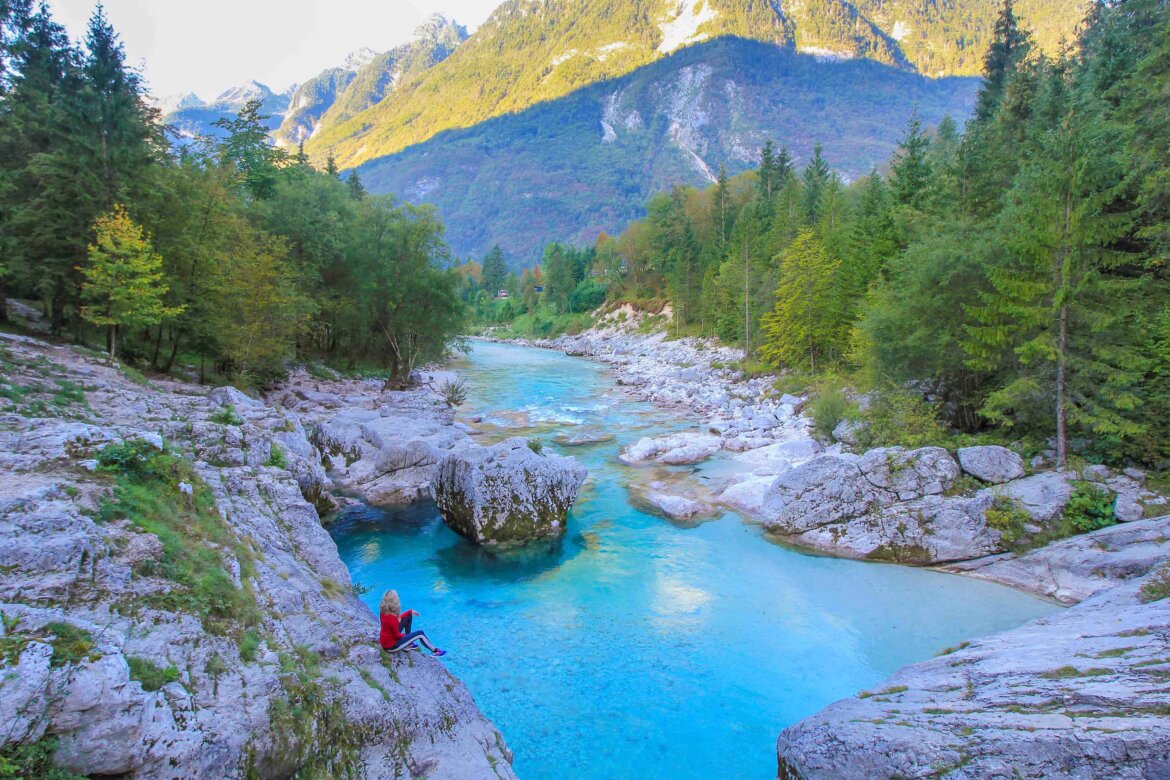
{"left": 304, "top": 0, "right": 1086, "bottom": 170}
{"left": 356, "top": 39, "right": 980, "bottom": 265}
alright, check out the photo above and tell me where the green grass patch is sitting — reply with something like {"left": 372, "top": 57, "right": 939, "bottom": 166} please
{"left": 986, "top": 496, "right": 1032, "bottom": 548}
{"left": 809, "top": 378, "right": 853, "bottom": 440}
{"left": 127, "top": 656, "right": 181, "bottom": 691}
{"left": 1140, "top": 563, "right": 1170, "bottom": 604}
{"left": 210, "top": 404, "right": 244, "bottom": 426}
{"left": 265, "top": 445, "right": 288, "bottom": 469}
{"left": 95, "top": 439, "right": 260, "bottom": 636}
{"left": 237, "top": 630, "right": 262, "bottom": 663}
{"left": 1040, "top": 666, "right": 1111, "bottom": 679}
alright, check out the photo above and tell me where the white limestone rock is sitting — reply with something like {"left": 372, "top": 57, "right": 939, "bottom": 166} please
{"left": 619, "top": 431, "right": 722, "bottom": 465}
{"left": 776, "top": 571, "right": 1170, "bottom": 780}
{"left": 956, "top": 445, "right": 1025, "bottom": 484}
{"left": 433, "top": 438, "right": 588, "bottom": 548}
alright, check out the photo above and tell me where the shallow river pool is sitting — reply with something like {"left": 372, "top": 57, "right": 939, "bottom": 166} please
{"left": 330, "top": 341, "right": 1058, "bottom": 779}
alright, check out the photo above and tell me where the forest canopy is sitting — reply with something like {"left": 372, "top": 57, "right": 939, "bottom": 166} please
{"left": 0, "top": 1, "right": 465, "bottom": 385}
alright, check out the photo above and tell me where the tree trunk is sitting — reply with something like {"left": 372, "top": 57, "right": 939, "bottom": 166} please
{"left": 0, "top": 275, "right": 8, "bottom": 325}
{"left": 164, "top": 329, "right": 183, "bottom": 374}
{"left": 1056, "top": 300, "right": 1068, "bottom": 468}
{"left": 743, "top": 238, "right": 750, "bottom": 356}
{"left": 108, "top": 324, "right": 116, "bottom": 360}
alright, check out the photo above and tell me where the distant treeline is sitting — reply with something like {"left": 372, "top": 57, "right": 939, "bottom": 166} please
{"left": 0, "top": 2, "right": 464, "bottom": 385}
{"left": 476, "top": 0, "right": 1170, "bottom": 468}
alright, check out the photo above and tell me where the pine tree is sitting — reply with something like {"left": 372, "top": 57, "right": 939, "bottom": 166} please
{"left": 1, "top": 3, "right": 89, "bottom": 333}
{"left": 81, "top": 205, "right": 178, "bottom": 358}
{"left": 325, "top": 154, "right": 339, "bottom": 177}
{"left": 80, "top": 2, "right": 160, "bottom": 212}
{"left": 480, "top": 245, "right": 507, "bottom": 296}
{"left": 214, "top": 99, "right": 286, "bottom": 200}
{"left": 761, "top": 229, "right": 841, "bottom": 372}
{"left": 963, "top": 60, "right": 1140, "bottom": 466}
{"left": 891, "top": 115, "right": 932, "bottom": 209}
{"left": 715, "top": 163, "right": 730, "bottom": 246}
{"left": 976, "top": 0, "right": 1032, "bottom": 122}
{"left": 757, "top": 140, "right": 777, "bottom": 200}
{"left": 346, "top": 170, "right": 366, "bottom": 201}
{"left": 802, "top": 145, "right": 832, "bottom": 223}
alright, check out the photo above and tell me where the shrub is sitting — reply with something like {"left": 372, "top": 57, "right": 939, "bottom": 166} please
{"left": 210, "top": 404, "right": 244, "bottom": 426}
{"left": 438, "top": 378, "right": 468, "bottom": 408}
{"left": 97, "top": 438, "right": 161, "bottom": 477}
{"left": 856, "top": 385, "right": 946, "bottom": 450}
{"left": 265, "top": 445, "right": 288, "bottom": 469}
{"left": 1139, "top": 563, "right": 1170, "bottom": 604}
{"left": 0, "top": 737, "right": 86, "bottom": 780}
{"left": 810, "top": 380, "right": 852, "bottom": 440}
{"left": 1064, "top": 482, "right": 1116, "bottom": 533}
{"left": 985, "top": 496, "right": 1031, "bottom": 547}
{"left": 526, "top": 439, "right": 544, "bottom": 455}
{"left": 127, "top": 657, "right": 180, "bottom": 691}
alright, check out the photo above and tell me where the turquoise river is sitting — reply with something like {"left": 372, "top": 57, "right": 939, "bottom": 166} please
{"left": 330, "top": 340, "right": 1058, "bottom": 779}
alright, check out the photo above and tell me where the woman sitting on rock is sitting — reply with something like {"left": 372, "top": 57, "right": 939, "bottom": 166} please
{"left": 379, "top": 589, "right": 446, "bottom": 657}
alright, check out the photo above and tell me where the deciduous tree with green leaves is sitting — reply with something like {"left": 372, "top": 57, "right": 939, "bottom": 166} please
{"left": 81, "top": 205, "right": 178, "bottom": 358}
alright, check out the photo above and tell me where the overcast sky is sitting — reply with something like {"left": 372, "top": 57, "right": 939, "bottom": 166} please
{"left": 46, "top": 0, "right": 503, "bottom": 100}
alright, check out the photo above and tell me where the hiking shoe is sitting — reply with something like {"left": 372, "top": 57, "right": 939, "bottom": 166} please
{"left": 432, "top": 649, "right": 447, "bottom": 657}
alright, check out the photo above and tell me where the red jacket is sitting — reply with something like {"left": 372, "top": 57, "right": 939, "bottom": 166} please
{"left": 379, "top": 611, "right": 415, "bottom": 649}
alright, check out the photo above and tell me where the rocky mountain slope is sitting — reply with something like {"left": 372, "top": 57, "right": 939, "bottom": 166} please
{"left": 0, "top": 333, "right": 514, "bottom": 777}
{"left": 356, "top": 38, "right": 978, "bottom": 263}
{"left": 161, "top": 14, "right": 466, "bottom": 147}
{"left": 306, "top": 0, "right": 1086, "bottom": 170}
{"left": 274, "top": 16, "right": 468, "bottom": 149}
{"left": 163, "top": 80, "right": 295, "bottom": 142}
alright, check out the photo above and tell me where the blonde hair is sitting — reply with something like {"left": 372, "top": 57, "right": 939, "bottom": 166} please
{"left": 380, "top": 589, "right": 400, "bottom": 615}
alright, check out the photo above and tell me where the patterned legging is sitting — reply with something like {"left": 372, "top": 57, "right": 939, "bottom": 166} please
{"left": 388, "top": 614, "right": 438, "bottom": 653}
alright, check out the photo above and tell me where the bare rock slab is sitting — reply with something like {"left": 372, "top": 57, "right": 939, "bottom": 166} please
{"left": 776, "top": 572, "right": 1170, "bottom": 780}
{"left": 434, "top": 438, "right": 588, "bottom": 548}
{"left": 956, "top": 445, "right": 1025, "bottom": 484}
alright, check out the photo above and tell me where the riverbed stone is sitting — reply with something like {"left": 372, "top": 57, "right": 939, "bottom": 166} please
{"left": 956, "top": 445, "right": 1025, "bottom": 484}
{"left": 433, "top": 437, "right": 588, "bottom": 548}
{"left": 776, "top": 569, "right": 1170, "bottom": 780}
{"left": 619, "top": 432, "right": 722, "bottom": 466}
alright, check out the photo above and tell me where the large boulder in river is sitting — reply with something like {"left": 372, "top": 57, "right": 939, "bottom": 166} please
{"left": 761, "top": 447, "right": 989, "bottom": 562}
{"left": 433, "top": 438, "right": 588, "bottom": 548}
{"left": 762, "top": 447, "right": 960, "bottom": 532}
{"left": 957, "top": 445, "right": 1025, "bottom": 484}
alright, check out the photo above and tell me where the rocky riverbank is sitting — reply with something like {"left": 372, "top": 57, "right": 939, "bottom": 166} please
{"left": 0, "top": 333, "right": 514, "bottom": 778}
{"left": 510, "top": 317, "right": 1170, "bottom": 778}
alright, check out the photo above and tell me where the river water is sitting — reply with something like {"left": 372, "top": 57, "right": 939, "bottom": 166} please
{"left": 329, "top": 341, "right": 1057, "bottom": 779}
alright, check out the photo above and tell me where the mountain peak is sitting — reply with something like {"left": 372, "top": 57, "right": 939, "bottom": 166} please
{"left": 344, "top": 47, "right": 380, "bottom": 71}
{"left": 415, "top": 12, "right": 468, "bottom": 42}
{"left": 213, "top": 80, "right": 276, "bottom": 108}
